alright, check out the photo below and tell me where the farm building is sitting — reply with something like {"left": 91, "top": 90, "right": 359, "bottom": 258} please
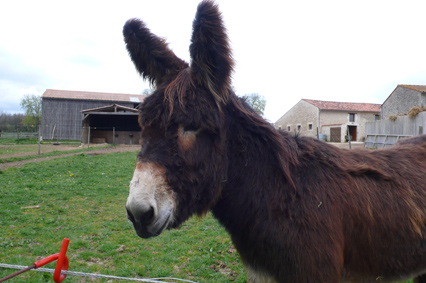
{"left": 41, "top": 89, "right": 146, "bottom": 143}
{"left": 365, "top": 84, "right": 426, "bottom": 148}
{"left": 381, "top": 85, "right": 426, "bottom": 119}
{"left": 274, "top": 99, "right": 381, "bottom": 142}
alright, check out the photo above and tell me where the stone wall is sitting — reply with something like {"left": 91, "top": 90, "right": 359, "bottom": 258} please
{"left": 382, "top": 87, "right": 423, "bottom": 119}
{"left": 274, "top": 100, "right": 318, "bottom": 138}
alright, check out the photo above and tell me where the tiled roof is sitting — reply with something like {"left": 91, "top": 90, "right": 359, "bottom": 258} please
{"left": 399, "top": 85, "right": 426, "bottom": 93}
{"left": 303, "top": 99, "right": 381, "bottom": 112}
{"left": 42, "top": 89, "right": 146, "bottom": 103}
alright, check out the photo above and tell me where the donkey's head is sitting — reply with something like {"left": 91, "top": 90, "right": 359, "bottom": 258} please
{"left": 124, "top": 0, "right": 233, "bottom": 238}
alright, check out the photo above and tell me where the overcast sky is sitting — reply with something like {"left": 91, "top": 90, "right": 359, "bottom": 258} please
{"left": 1, "top": 0, "right": 426, "bottom": 122}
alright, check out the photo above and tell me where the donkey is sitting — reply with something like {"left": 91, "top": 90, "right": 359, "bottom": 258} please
{"left": 123, "top": 1, "right": 426, "bottom": 282}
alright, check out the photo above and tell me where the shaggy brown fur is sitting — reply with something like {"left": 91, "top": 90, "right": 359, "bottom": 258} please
{"left": 123, "top": 1, "right": 426, "bottom": 282}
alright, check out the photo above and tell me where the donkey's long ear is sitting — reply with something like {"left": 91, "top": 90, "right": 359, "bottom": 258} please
{"left": 190, "top": 0, "right": 234, "bottom": 104}
{"left": 123, "top": 19, "right": 188, "bottom": 87}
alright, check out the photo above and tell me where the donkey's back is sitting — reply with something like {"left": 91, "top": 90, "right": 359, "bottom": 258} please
{"left": 301, "top": 135, "right": 426, "bottom": 282}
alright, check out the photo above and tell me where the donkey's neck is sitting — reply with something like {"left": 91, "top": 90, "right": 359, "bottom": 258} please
{"left": 212, "top": 99, "right": 298, "bottom": 239}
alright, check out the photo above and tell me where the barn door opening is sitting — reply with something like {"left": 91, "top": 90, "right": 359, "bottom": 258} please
{"left": 330, "top": 127, "right": 341, "bottom": 142}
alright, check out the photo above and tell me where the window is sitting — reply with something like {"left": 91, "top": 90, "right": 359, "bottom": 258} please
{"left": 278, "top": 126, "right": 282, "bottom": 130}
{"left": 349, "top": 113, "right": 355, "bottom": 122}
{"left": 375, "top": 115, "right": 380, "bottom": 120}
{"left": 308, "top": 123, "right": 313, "bottom": 130}
{"left": 287, "top": 126, "right": 291, "bottom": 132}
{"left": 297, "top": 125, "right": 301, "bottom": 132}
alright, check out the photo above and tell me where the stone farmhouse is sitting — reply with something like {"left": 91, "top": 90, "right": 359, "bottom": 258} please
{"left": 274, "top": 99, "right": 381, "bottom": 142}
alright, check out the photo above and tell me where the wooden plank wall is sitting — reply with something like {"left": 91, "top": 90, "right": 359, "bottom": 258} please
{"left": 41, "top": 98, "right": 136, "bottom": 141}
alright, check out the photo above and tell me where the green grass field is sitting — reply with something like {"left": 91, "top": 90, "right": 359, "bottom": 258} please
{"left": 0, "top": 152, "right": 246, "bottom": 282}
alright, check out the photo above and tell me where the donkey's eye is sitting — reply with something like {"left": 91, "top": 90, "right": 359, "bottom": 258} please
{"left": 183, "top": 125, "right": 199, "bottom": 132}
{"left": 178, "top": 124, "right": 199, "bottom": 151}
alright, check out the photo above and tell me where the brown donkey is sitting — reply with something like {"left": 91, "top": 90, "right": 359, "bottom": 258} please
{"left": 123, "top": 1, "right": 426, "bottom": 282}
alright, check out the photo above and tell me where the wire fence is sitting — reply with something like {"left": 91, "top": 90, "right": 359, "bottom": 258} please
{"left": 1, "top": 122, "right": 92, "bottom": 141}
{"left": 1, "top": 124, "right": 140, "bottom": 146}
{"left": 0, "top": 125, "right": 40, "bottom": 142}
{"left": 0, "top": 263, "right": 199, "bottom": 283}
{"left": 0, "top": 125, "right": 81, "bottom": 145}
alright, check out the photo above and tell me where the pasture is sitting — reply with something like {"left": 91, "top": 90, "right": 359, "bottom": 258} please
{"left": 0, "top": 150, "right": 246, "bottom": 282}
{"left": 0, "top": 138, "right": 111, "bottom": 164}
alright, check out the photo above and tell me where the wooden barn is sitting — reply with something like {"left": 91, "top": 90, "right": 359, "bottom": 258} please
{"left": 41, "top": 89, "right": 146, "bottom": 144}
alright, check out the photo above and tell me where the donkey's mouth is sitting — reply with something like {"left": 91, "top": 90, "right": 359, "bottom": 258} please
{"left": 132, "top": 209, "right": 172, "bottom": 239}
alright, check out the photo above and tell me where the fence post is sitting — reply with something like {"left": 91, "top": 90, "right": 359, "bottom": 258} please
{"left": 88, "top": 127, "right": 90, "bottom": 148}
{"left": 38, "top": 125, "right": 41, "bottom": 155}
{"left": 347, "top": 127, "right": 352, "bottom": 149}
{"left": 113, "top": 127, "right": 115, "bottom": 144}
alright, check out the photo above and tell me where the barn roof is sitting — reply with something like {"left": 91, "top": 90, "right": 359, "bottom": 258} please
{"left": 303, "top": 99, "right": 381, "bottom": 112}
{"left": 42, "top": 89, "right": 146, "bottom": 103}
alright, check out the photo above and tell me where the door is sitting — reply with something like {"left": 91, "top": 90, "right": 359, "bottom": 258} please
{"left": 330, "top": 127, "right": 341, "bottom": 142}
{"left": 348, "top": 126, "right": 357, "bottom": 141}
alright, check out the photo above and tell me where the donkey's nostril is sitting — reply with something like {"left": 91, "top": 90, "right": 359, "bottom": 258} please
{"left": 127, "top": 205, "right": 155, "bottom": 225}
{"left": 140, "top": 206, "right": 155, "bottom": 225}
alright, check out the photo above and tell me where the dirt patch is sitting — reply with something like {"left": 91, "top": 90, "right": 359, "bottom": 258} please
{"left": 0, "top": 145, "right": 140, "bottom": 171}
